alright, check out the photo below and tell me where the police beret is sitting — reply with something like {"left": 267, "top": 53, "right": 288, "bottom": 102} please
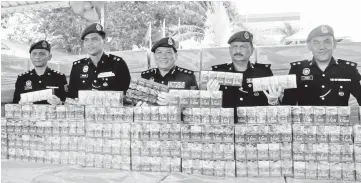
{"left": 29, "top": 40, "right": 51, "bottom": 53}
{"left": 151, "top": 37, "right": 177, "bottom": 53}
{"left": 306, "top": 25, "right": 334, "bottom": 42}
{"left": 227, "top": 31, "right": 253, "bottom": 44}
{"left": 81, "top": 23, "right": 106, "bottom": 40}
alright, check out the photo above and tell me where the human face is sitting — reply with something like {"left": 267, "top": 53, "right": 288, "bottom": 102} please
{"left": 229, "top": 42, "right": 254, "bottom": 63}
{"left": 83, "top": 33, "right": 104, "bottom": 56}
{"left": 154, "top": 47, "right": 177, "bottom": 70}
{"left": 30, "top": 49, "right": 51, "bottom": 68}
{"left": 307, "top": 35, "right": 336, "bottom": 62}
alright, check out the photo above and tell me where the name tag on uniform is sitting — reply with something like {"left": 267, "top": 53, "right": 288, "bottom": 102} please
{"left": 168, "top": 82, "right": 185, "bottom": 89}
{"left": 330, "top": 78, "right": 351, "bottom": 82}
{"left": 301, "top": 76, "right": 313, "bottom": 81}
{"left": 98, "top": 72, "right": 115, "bottom": 78}
{"left": 46, "top": 86, "right": 59, "bottom": 89}
{"left": 80, "top": 74, "right": 88, "bottom": 78}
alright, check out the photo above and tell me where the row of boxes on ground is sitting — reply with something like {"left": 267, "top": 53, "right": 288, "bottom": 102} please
{"left": 236, "top": 160, "right": 293, "bottom": 177}
{"left": 181, "top": 124, "right": 234, "bottom": 143}
{"left": 235, "top": 124, "right": 292, "bottom": 143}
{"left": 7, "top": 149, "right": 131, "bottom": 170}
{"left": 131, "top": 140, "right": 181, "bottom": 158}
{"left": 7, "top": 135, "right": 131, "bottom": 155}
{"left": 131, "top": 156, "right": 181, "bottom": 172}
{"left": 235, "top": 143, "right": 292, "bottom": 161}
{"left": 293, "top": 125, "right": 353, "bottom": 143}
{"left": 5, "top": 104, "right": 85, "bottom": 120}
{"left": 293, "top": 161, "right": 356, "bottom": 181}
{"left": 182, "top": 159, "right": 236, "bottom": 177}
{"left": 236, "top": 106, "right": 355, "bottom": 124}
{"left": 293, "top": 142, "right": 354, "bottom": 162}
{"left": 182, "top": 108, "right": 234, "bottom": 125}
{"left": 181, "top": 142, "right": 235, "bottom": 161}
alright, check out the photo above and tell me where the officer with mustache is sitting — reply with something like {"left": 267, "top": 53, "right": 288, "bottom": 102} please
{"left": 207, "top": 31, "right": 282, "bottom": 107}
{"left": 68, "top": 23, "right": 131, "bottom": 99}
{"left": 140, "top": 37, "right": 198, "bottom": 106}
{"left": 282, "top": 25, "right": 361, "bottom": 105}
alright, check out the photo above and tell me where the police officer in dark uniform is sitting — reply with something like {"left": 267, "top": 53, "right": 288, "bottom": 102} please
{"left": 282, "top": 25, "right": 361, "bottom": 106}
{"left": 141, "top": 37, "right": 198, "bottom": 105}
{"left": 68, "top": 23, "right": 131, "bottom": 98}
{"left": 207, "top": 31, "right": 282, "bottom": 108}
{"left": 13, "top": 40, "right": 67, "bottom": 105}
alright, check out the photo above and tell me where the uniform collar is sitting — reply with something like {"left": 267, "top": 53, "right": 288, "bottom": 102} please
{"left": 31, "top": 67, "right": 51, "bottom": 76}
{"left": 87, "top": 52, "right": 108, "bottom": 66}
{"left": 309, "top": 57, "right": 338, "bottom": 70}
{"left": 155, "top": 65, "right": 176, "bottom": 76}
{"left": 231, "top": 61, "right": 254, "bottom": 72}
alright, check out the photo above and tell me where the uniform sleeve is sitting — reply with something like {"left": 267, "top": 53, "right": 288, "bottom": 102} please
{"left": 281, "top": 66, "right": 298, "bottom": 105}
{"left": 57, "top": 74, "right": 68, "bottom": 102}
{"left": 350, "top": 67, "right": 361, "bottom": 105}
{"left": 12, "top": 76, "right": 22, "bottom": 103}
{"left": 115, "top": 58, "right": 131, "bottom": 94}
{"left": 67, "top": 65, "right": 78, "bottom": 98}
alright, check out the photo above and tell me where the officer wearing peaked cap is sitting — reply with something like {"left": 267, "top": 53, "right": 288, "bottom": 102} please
{"left": 13, "top": 40, "right": 68, "bottom": 105}
{"left": 68, "top": 23, "right": 131, "bottom": 98}
{"left": 140, "top": 37, "right": 198, "bottom": 106}
{"left": 282, "top": 25, "right": 361, "bottom": 106}
{"left": 207, "top": 31, "right": 282, "bottom": 108}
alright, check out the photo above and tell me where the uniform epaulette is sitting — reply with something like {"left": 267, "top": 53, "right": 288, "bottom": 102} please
{"left": 211, "top": 63, "right": 230, "bottom": 69}
{"left": 73, "top": 58, "right": 86, "bottom": 65}
{"left": 177, "top": 67, "right": 194, "bottom": 75}
{"left": 254, "top": 63, "right": 271, "bottom": 68}
{"left": 337, "top": 59, "right": 358, "bottom": 67}
{"left": 19, "top": 70, "right": 30, "bottom": 77}
{"left": 141, "top": 68, "right": 156, "bottom": 76}
{"left": 50, "top": 68, "right": 64, "bottom": 75}
{"left": 290, "top": 60, "right": 308, "bottom": 67}
{"left": 109, "top": 54, "right": 123, "bottom": 62}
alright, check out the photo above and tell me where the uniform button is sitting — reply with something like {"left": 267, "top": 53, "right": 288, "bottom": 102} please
{"left": 225, "top": 87, "right": 228, "bottom": 89}
{"left": 340, "top": 86, "right": 343, "bottom": 89}
{"left": 305, "top": 85, "right": 308, "bottom": 87}
{"left": 321, "top": 85, "right": 325, "bottom": 88}
{"left": 39, "top": 81, "right": 42, "bottom": 83}
{"left": 322, "top": 74, "right": 325, "bottom": 77}
{"left": 82, "top": 80, "right": 85, "bottom": 83}
{"left": 161, "top": 81, "right": 164, "bottom": 84}
{"left": 106, "top": 78, "right": 108, "bottom": 81}
{"left": 94, "top": 80, "right": 97, "bottom": 83}
{"left": 321, "top": 97, "right": 325, "bottom": 100}
{"left": 240, "top": 98, "right": 243, "bottom": 101}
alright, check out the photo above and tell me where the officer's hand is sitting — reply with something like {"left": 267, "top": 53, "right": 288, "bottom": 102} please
{"left": 136, "top": 101, "right": 149, "bottom": 107}
{"left": 263, "top": 85, "right": 283, "bottom": 105}
{"left": 206, "top": 79, "right": 220, "bottom": 91}
{"left": 47, "top": 95, "right": 62, "bottom": 105}
{"left": 157, "top": 92, "right": 170, "bottom": 106}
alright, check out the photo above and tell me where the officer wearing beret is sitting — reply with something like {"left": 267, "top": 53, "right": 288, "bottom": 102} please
{"left": 207, "top": 31, "right": 282, "bottom": 108}
{"left": 140, "top": 37, "right": 198, "bottom": 105}
{"left": 282, "top": 25, "right": 361, "bottom": 106}
{"left": 68, "top": 23, "right": 131, "bottom": 98}
{"left": 13, "top": 40, "right": 67, "bottom": 105}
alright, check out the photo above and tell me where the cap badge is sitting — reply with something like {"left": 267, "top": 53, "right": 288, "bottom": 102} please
{"left": 302, "top": 68, "right": 310, "bottom": 75}
{"left": 96, "top": 24, "right": 102, "bottom": 31}
{"left": 26, "top": 80, "right": 32, "bottom": 87}
{"left": 321, "top": 26, "right": 328, "bottom": 34}
{"left": 244, "top": 32, "right": 250, "bottom": 39}
{"left": 83, "top": 65, "right": 89, "bottom": 73}
{"left": 168, "top": 37, "right": 173, "bottom": 45}
{"left": 42, "top": 41, "right": 47, "bottom": 48}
